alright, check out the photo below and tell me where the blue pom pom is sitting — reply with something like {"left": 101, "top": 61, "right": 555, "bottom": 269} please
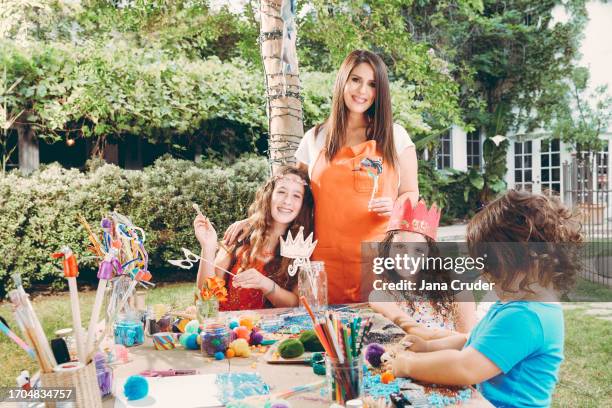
{"left": 185, "top": 333, "right": 199, "bottom": 350}
{"left": 124, "top": 375, "right": 148, "bottom": 401}
{"left": 214, "top": 351, "right": 225, "bottom": 360}
{"left": 228, "top": 319, "right": 239, "bottom": 330}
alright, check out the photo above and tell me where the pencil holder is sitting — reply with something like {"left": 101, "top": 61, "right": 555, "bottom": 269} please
{"left": 325, "top": 355, "right": 363, "bottom": 405}
{"left": 41, "top": 361, "right": 102, "bottom": 408}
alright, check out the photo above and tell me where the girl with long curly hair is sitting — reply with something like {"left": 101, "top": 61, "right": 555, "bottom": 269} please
{"left": 193, "top": 166, "right": 313, "bottom": 310}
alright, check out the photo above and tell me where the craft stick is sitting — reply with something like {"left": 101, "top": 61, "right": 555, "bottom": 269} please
{"left": 77, "top": 214, "right": 103, "bottom": 257}
{"left": 273, "top": 380, "right": 326, "bottom": 399}
{"left": 9, "top": 288, "right": 56, "bottom": 372}
{"left": 197, "top": 256, "right": 236, "bottom": 277}
{"left": 0, "top": 318, "right": 36, "bottom": 359}
{"left": 85, "top": 253, "right": 116, "bottom": 359}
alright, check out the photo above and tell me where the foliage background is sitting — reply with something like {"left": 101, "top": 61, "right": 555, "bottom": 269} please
{"left": 0, "top": 0, "right": 597, "bottom": 287}
{"left": 0, "top": 156, "right": 267, "bottom": 294}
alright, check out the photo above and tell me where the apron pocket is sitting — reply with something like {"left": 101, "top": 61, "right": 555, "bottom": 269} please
{"left": 352, "top": 158, "right": 385, "bottom": 193}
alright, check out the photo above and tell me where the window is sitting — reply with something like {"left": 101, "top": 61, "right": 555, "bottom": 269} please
{"left": 514, "top": 141, "right": 533, "bottom": 192}
{"left": 436, "top": 131, "right": 451, "bottom": 169}
{"left": 466, "top": 131, "right": 481, "bottom": 169}
{"left": 540, "top": 139, "right": 561, "bottom": 194}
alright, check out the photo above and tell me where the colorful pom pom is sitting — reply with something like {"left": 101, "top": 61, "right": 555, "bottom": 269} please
{"left": 184, "top": 333, "right": 199, "bottom": 350}
{"left": 234, "top": 326, "right": 250, "bottom": 340}
{"left": 226, "top": 348, "right": 235, "bottom": 358}
{"left": 380, "top": 371, "right": 395, "bottom": 384}
{"left": 249, "top": 331, "right": 263, "bottom": 346}
{"left": 365, "top": 343, "right": 386, "bottom": 367}
{"left": 184, "top": 320, "right": 200, "bottom": 334}
{"left": 214, "top": 351, "right": 225, "bottom": 360}
{"left": 124, "top": 375, "right": 148, "bottom": 401}
{"left": 228, "top": 319, "right": 240, "bottom": 330}
{"left": 239, "top": 317, "right": 254, "bottom": 330}
{"left": 229, "top": 339, "right": 251, "bottom": 357}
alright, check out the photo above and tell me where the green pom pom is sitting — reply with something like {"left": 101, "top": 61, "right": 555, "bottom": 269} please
{"left": 298, "top": 330, "right": 324, "bottom": 352}
{"left": 278, "top": 338, "right": 304, "bottom": 359}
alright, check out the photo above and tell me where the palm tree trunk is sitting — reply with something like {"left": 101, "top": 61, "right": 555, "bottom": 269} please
{"left": 259, "top": 0, "right": 303, "bottom": 172}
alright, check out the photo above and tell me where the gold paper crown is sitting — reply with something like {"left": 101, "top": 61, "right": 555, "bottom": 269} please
{"left": 280, "top": 226, "right": 317, "bottom": 259}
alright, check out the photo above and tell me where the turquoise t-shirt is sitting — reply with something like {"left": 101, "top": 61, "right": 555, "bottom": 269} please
{"left": 464, "top": 301, "right": 564, "bottom": 408}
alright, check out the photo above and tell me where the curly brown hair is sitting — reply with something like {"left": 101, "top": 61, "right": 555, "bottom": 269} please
{"left": 379, "top": 232, "right": 456, "bottom": 320}
{"left": 229, "top": 166, "right": 314, "bottom": 293}
{"left": 466, "top": 190, "right": 583, "bottom": 295}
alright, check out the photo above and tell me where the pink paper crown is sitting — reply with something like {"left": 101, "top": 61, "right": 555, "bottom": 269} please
{"left": 386, "top": 199, "right": 441, "bottom": 240}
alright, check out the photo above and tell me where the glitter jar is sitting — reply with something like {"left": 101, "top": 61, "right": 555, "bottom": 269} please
{"left": 325, "top": 355, "right": 364, "bottom": 405}
{"left": 298, "top": 261, "right": 327, "bottom": 312}
{"left": 114, "top": 317, "right": 144, "bottom": 347}
{"left": 200, "top": 323, "right": 230, "bottom": 356}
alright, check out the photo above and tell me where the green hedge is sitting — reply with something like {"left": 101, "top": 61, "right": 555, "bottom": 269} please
{"left": 0, "top": 156, "right": 268, "bottom": 294}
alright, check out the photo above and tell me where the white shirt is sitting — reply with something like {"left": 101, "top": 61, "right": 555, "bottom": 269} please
{"left": 295, "top": 123, "right": 415, "bottom": 179}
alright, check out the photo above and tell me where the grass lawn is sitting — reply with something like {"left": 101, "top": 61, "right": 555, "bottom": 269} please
{"left": 1, "top": 279, "right": 611, "bottom": 406}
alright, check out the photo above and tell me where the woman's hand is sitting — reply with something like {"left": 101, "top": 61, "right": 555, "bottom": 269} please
{"left": 232, "top": 268, "right": 273, "bottom": 292}
{"left": 194, "top": 214, "right": 217, "bottom": 249}
{"left": 223, "top": 218, "right": 251, "bottom": 245}
{"left": 400, "top": 334, "right": 429, "bottom": 353}
{"left": 368, "top": 197, "right": 394, "bottom": 216}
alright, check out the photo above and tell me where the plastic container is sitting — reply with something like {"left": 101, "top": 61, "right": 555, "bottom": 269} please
{"left": 325, "top": 355, "right": 363, "bottom": 405}
{"left": 94, "top": 352, "right": 113, "bottom": 397}
{"left": 113, "top": 318, "right": 144, "bottom": 347}
{"left": 200, "top": 323, "right": 230, "bottom": 356}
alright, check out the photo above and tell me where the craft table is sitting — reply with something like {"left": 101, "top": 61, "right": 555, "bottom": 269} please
{"left": 104, "top": 307, "right": 493, "bottom": 408}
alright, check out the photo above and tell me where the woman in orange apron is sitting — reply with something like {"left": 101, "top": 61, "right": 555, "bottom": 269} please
{"left": 225, "top": 50, "right": 419, "bottom": 304}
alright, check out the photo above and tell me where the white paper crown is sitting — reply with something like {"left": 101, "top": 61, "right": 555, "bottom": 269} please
{"left": 280, "top": 226, "right": 317, "bottom": 259}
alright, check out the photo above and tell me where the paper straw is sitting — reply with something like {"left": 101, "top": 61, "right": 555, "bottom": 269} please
{"left": 67, "top": 278, "right": 86, "bottom": 364}
{"left": 0, "top": 319, "right": 36, "bottom": 359}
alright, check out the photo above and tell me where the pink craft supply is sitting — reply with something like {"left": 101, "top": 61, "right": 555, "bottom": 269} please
{"left": 114, "top": 344, "right": 129, "bottom": 364}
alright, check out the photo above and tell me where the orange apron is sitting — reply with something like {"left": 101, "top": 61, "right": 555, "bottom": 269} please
{"left": 310, "top": 140, "right": 398, "bottom": 304}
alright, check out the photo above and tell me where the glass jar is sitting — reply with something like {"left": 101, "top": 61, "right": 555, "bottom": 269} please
{"left": 325, "top": 355, "right": 364, "bottom": 405}
{"left": 196, "top": 298, "right": 219, "bottom": 322}
{"left": 298, "top": 261, "right": 327, "bottom": 312}
{"left": 113, "top": 317, "right": 144, "bottom": 347}
{"left": 200, "top": 323, "right": 230, "bottom": 356}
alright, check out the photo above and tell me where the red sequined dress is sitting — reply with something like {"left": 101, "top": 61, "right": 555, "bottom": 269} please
{"left": 219, "top": 251, "right": 269, "bottom": 311}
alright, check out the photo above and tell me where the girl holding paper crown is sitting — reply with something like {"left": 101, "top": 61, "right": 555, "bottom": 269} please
{"left": 193, "top": 166, "right": 313, "bottom": 310}
{"left": 225, "top": 50, "right": 419, "bottom": 304}
{"left": 369, "top": 198, "right": 476, "bottom": 337}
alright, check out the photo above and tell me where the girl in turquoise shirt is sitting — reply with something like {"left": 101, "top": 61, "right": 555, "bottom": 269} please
{"left": 384, "top": 190, "right": 583, "bottom": 408}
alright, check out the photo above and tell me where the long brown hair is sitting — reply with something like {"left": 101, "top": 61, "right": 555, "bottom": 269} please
{"left": 380, "top": 232, "right": 456, "bottom": 319}
{"left": 318, "top": 49, "right": 396, "bottom": 167}
{"left": 466, "top": 190, "right": 583, "bottom": 295}
{"left": 232, "top": 166, "right": 314, "bottom": 290}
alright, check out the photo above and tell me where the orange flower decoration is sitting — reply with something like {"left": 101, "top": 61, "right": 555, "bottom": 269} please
{"left": 200, "top": 276, "right": 228, "bottom": 302}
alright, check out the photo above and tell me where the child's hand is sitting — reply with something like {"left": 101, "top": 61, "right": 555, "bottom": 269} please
{"left": 383, "top": 351, "right": 415, "bottom": 378}
{"left": 232, "top": 268, "right": 272, "bottom": 292}
{"left": 193, "top": 214, "right": 217, "bottom": 249}
{"left": 368, "top": 197, "right": 394, "bottom": 216}
{"left": 400, "top": 334, "right": 428, "bottom": 352}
